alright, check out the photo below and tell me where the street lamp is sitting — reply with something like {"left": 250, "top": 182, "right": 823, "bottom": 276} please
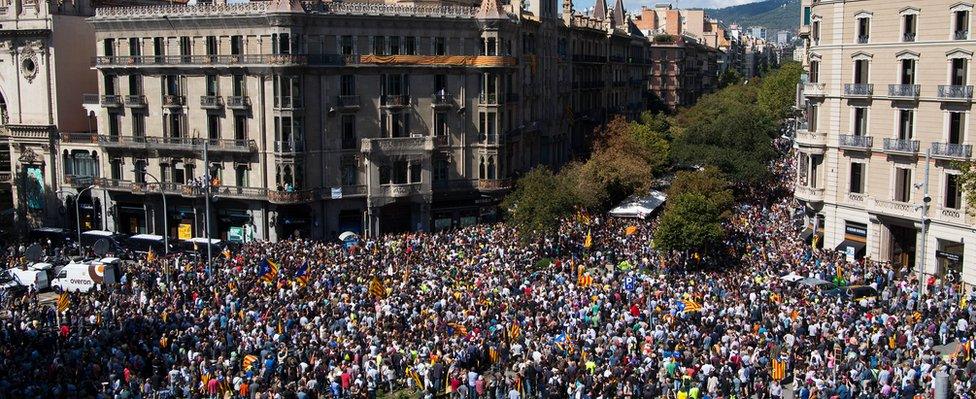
{"left": 134, "top": 169, "right": 168, "bottom": 255}
{"left": 75, "top": 185, "right": 95, "bottom": 249}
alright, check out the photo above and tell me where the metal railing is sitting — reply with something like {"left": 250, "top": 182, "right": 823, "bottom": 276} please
{"left": 124, "top": 95, "right": 147, "bottom": 107}
{"left": 844, "top": 83, "right": 873, "bottom": 96}
{"left": 200, "top": 95, "right": 223, "bottom": 108}
{"left": 477, "top": 179, "right": 511, "bottom": 191}
{"left": 60, "top": 132, "right": 99, "bottom": 143}
{"left": 432, "top": 93, "right": 453, "bottom": 107}
{"left": 938, "top": 85, "right": 974, "bottom": 100}
{"left": 93, "top": 54, "right": 308, "bottom": 67}
{"left": 226, "top": 96, "right": 250, "bottom": 109}
{"left": 274, "top": 96, "right": 303, "bottom": 110}
{"left": 101, "top": 95, "right": 123, "bottom": 107}
{"left": 888, "top": 84, "right": 920, "bottom": 98}
{"left": 856, "top": 35, "right": 869, "bottom": 44}
{"left": 97, "top": 135, "right": 256, "bottom": 152}
{"left": 274, "top": 140, "right": 305, "bottom": 153}
{"left": 478, "top": 93, "right": 500, "bottom": 104}
{"left": 162, "top": 94, "right": 185, "bottom": 107}
{"left": 903, "top": 32, "right": 916, "bottom": 42}
{"left": 381, "top": 94, "right": 409, "bottom": 107}
{"left": 882, "top": 138, "right": 920, "bottom": 154}
{"left": 838, "top": 134, "right": 873, "bottom": 149}
{"left": 955, "top": 30, "right": 969, "bottom": 40}
{"left": 82, "top": 93, "right": 99, "bottom": 105}
{"left": 335, "top": 95, "right": 361, "bottom": 108}
{"left": 931, "top": 142, "right": 973, "bottom": 159}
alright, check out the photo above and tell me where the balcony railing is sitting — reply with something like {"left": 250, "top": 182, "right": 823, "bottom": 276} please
{"left": 381, "top": 183, "right": 425, "bottom": 198}
{"left": 803, "top": 82, "right": 826, "bottom": 97}
{"left": 124, "top": 95, "right": 147, "bottom": 107}
{"left": 478, "top": 93, "right": 501, "bottom": 104}
{"left": 844, "top": 83, "right": 873, "bottom": 97}
{"left": 888, "top": 84, "right": 920, "bottom": 98}
{"left": 93, "top": 54, "right": 308, "bottom": 67}
{"left": 101, "top": 95, "right": 123, "bottom": 107}
{"left": 903, "top": 32, "right": 916, "bottom": 42}
{"left": 856, "top": 35, "right": 869, "bottom": 44}
{"left": 162, "top": 94, "right": 185, "bottom": 108}
{"left": 937, "top": 207, "right": 968, "bottom": 225}
{"left": 335, "top": 95, "right": 361, "bottom": 110}
{"left": 794, "top": 185, "right": 825, "bottom": 202}
{"left": 82, "top": 93, "right": 99, "bottom": 105}
{"left": 274, "top": 140, "right": 305, "bottom": 153}
{"left": 838, "top": 134, "right": 873, "bottom": 150}
{"left": 273, "top": 96, "right": 303, "bottom": 110}
{"left": 200, "top": 95, "right": 223, "bottom": 109}
{"left": 60, "top": 132, "right": 98, "bottom": 143}
{"left": 361, "top": 136, "right": 434, "bottom": 156}
{"left": 381, "top": 94, "right": 410, "bottom": 108}
{"left": 0, "top": 172, "right": 11, "bottom": 184}
{"left": 931, "top": 142, "right": 973, "bottom": 159}
{"left": 477, "top": 179, "right": 511, "bottom": 191}
{"left": 268, "top": 190, "right": 315, "bottom": 204}
{"left": 211, "top": 185, "right": 269, "bottom": 200}
{"left": 873, "top": 198, "right": 921, "bottom": 220}
{"left": 955, "top": 30, "right": 969, "bottom": 40}
{"left": 938, "top": 85, "right": 974, "bottom": 100}
{"left": 571, "top": 54, "right": 604, "bottom": 63}
{"left": 97, "top": 135, "right": 256, "bottom": 153}
{"left": 883, "top": 138, "right": 920, "bottom": 154}
{"left": 432, "top": 93, "right": 453, "bottom": 108}
{"left": 795, "top": 129, "right": 827, "bottom": 147}
{"left": 342, "top": 185, "right": 367, "bottom": 197}
{"left": 226, "top": 96, "right": 250, "bottom": 109}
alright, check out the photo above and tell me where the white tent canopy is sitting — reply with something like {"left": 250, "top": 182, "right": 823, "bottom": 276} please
{"left": 609, "top": 191, "right": 667, "bottom": 219}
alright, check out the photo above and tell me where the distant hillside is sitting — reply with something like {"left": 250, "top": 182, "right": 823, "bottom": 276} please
{"left": 705, "top": 0, "right": 800, "bottom": 34}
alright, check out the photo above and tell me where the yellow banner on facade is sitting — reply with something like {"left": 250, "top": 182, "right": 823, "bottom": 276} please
{"left": 358, "top": 55, "right": 517, "bottom": 67}
{"left": 178, "top": 224, "right": 192, "bottom": 240}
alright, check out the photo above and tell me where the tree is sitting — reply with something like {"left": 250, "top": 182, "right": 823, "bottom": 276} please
{"left": 654, "top": 168, "right": 732, "bottom": 253}
{"left": 956, "top": 161, "right": 976, "bottom": 214}
{"left": 757, "top": 61, "right": 804, "bottom": 121}
{"left": 583, "top": 116, "right": 670, "bottom": 207}
{"left": 718, "top": 68, "right": 742, "bottom": 89}
{"left": 501, "top": 166, "right": 579, "bottom": 235}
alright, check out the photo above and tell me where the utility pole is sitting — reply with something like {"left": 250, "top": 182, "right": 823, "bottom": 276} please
{"left": 918, "top": 148, "right": 931, "bottom": 295}
{"left": 204, "top": 137, "right": 212, "bottom": 275}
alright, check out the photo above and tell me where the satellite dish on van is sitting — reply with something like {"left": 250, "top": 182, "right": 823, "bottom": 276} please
{"left": 25, "top": 244, "right": 43, "bottom": 262}
{"left": 93, "top": 239, "right": 111, "bottom": 257}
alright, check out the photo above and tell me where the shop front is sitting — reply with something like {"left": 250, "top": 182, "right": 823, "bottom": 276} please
{"left": 275, "top": 206, "right": 312, "bottom": 240}
{"left": 217, "top": 206, "right": 252, "bottom": 243}
{"left": 835, "top": 221, "right": 867, "bottom": 261}
{"left": 115, "top": 202, "right": 147, "bottom": 235}
{"left": 936, "top": 240, "right": 964, "bottom": 283}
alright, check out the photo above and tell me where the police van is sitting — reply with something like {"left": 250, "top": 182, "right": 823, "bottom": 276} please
{"left": 50, "top": 258, "right": 122, "bottom": 293}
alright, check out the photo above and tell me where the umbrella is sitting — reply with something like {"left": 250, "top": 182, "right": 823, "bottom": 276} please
{"left": 780, "top": 273, "right": 804, "bottom": 283}
{"left": 338, "top": 231, "right": 359, "bottom": 242}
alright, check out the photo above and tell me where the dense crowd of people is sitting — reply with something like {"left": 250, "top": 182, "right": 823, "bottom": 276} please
{"left": 0, "top": 141, "right": 975, "bottom": 399}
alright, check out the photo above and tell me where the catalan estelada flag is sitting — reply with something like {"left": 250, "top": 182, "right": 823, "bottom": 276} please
{"left": 577, "top": 273, "right": 594, "bottom": 287}
{"left": 258, "top": 258, "right": 278, "bottom": 283}
{"left": 242, "top": 354, "right": 258, "bottom": 371}
{"left": 508, "top": 323, "right": 522, "bottom": 341}
{"left": 146, "top": 248, "right": 156, "bottom": 262}
{"left": 448, "top": 322, "right": 468, "bottom": 336}
{"left": 583, "top": 229, "right": 593, "bottom": 249}
{"left": 368, "top": 276, "right": 385, "bottom": 299}
{"left": 56, "top": 293, "right": 70, "bottom": 313}
{"left": 771, "top": 358, "right": 787, "bottom": 381}
{"left": 682, "top": 299, "right": 703, "bottom": 313}
{"left": 488, "top": 346, "right": 500, "bottom": 363}
{"left": 293, "top": 262, "right": 309, "bottom": 287}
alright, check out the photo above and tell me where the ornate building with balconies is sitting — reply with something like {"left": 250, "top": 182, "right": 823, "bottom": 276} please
{"left": 66, "top": 0, "right": 654, "bottom": 241}
{"left": 797, "top": 0, "right": 976, "bottom": 287}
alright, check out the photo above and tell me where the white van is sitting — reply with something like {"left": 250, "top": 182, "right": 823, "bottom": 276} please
{"left": 50, "top": 259, "right": 120, "bottom": 293}
{"left": 6, "top": 267, "right": 50, "bottom": 291}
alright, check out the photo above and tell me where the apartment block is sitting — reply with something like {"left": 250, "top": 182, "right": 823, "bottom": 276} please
{"left": 61, "top": 0, "right": 654, "bottom": 242}
{"left": 797, "top": 0, "right": 976, "bottom": 286}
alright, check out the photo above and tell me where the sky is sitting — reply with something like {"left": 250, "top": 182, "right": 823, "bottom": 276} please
{"left": 577, "top": 0, "right": 762, "bottom": 12}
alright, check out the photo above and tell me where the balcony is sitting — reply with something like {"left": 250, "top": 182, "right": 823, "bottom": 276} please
{"left": 571, "top": 54, "right": 604, "bottom": 63}
{"left": 334, "top": 95, "right": 361, "bottom": 111}
{"left": 930, "top": 142, "right": 973, "bottom": 160}
{"left": 856, "top": 35, "right": 869, "bottom": 44}
{"left": 838, "top": 134, "right": 873, "bottom": 150}
{"left": 794, "top": 185, "right": 825, "bottom": 203}
{"left": 380, "top": 94, "right": 410, "bottom": 108}
{"left": 803, "top": 82, "right": 826, "bottom": 97}
{"left": 0, "top": 172, "right": 11, "bottom": 184}
{"left": 477, "top": 179, "right": 511, "bottom": 191}
{"left": 162, "top": 95, "right": 185, "bottom": 108}
{"left": 63, "top": 175, "right": 94, "bottom": 188}
{"left": 92, "top": 54, "right": 308, "bottom": 68}
{"left": 211, "top": 185, "right": 269, "bottom": 200}
{"left": 341, "top": 185, "right": 367, "bottom": 197}
{"left": 124, "top": 95, "right": 147, "bottom": 108}
{"left": 381, "top": 183, "right": 425, "bottom": 198}
{"left": 846, "top": 192, "right": 867, "bottom": 205}
{"left": 937, "top": 85, "right": 973, "bottom": 101}
{"left": 882, "top": 138, "right": 920, "bottom": 155}
{"left": 99, "top": 134, "right": 151, "bottom": 149}
{"left": 903, "top": 32, "right": 916, "bottom": 42}
{"left": 361, "top": 136, "right": 434, "bottom": 157}
{"left": 872, "top": 198, "right": 921, "bottom": 220}
{"left": 100, "top": 95, "right": 123, "bottom": 107}
{"left": 955, "top": 30, "right": 969, "bottom": 40}
{"left": 431, "top": 93, "right": 453, "bottom": 108}
{"left": 60, "top": 132, "right": 98, "bottom": 144}
{"left": 96, "top": 135, "right": 256, "bottom": 153}
{"left": 843, "top": 83, "right": 873, "bottom": 97}
{"left": 937, "top": 207, "right": 969, "bottom": 225}
{"left": 82, "top": 93, "right": 99, "bottom": 106}
{"left": 888, "top": 84, "right": 920, "bottom": 99}
{"left": 206, "top": 138, "right": 258, "bottom": 153}
{"left": 200, "top": 95, "right": 224, "bottom": 109}
{"left": 432, "top": 179, "right": 475, "bottom": 191}
{"left": 794, "top": 129, "right": 827, "bottom": 147}
{"left": 274, "top": 140, "right": 305, "bottom": 154}
{"left": 268, "top": 190, "right": 315, "bottom": 204}
{"left": 226, "top": 96, "right": 251, "bottom": 110}
{"left": 274, "top": 96, "right": 303, "bottom": 110}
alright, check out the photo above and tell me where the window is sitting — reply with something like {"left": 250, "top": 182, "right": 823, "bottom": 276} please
{"left": 389, "top": 36, "right": 400, "bottom": 55}
{"left": 234, "top": 114, "right": 247, "bottom": 141}
{"left": 808, "top": 105, "right": 818, "bottom": 132}
{"left": 134, "top": 159, "right": 147, "bottom": 184}
{"left": 66, "top": 151, "right": 97, "bottom": 178}
{"left": 110, "top": 159, "right": 122, "bottom": 180}
{"left": 372, "top": 36, "right": 386, "bottom": 55}
{"left": 894, "top": 168, "right": 913, "bottom": 202}
{"left": 853, "top": 59, "right": 869, "bottom": 84}
{"left": 434, "top": 37, "right": 446, "bottom": 55}
{"left": 207, "top": 114, "right": 220, "bottom": 140}
{"left": 275, "top": 33, "right": 290, "bottom": 55}
{"left": 165, "top": 75, "right": 181, "bottom": 96}
{"left": 179, "top": 36, "right": 191, "bottom": 62}
{"left": 809, "top": 61, "right": 819, "bottom": 83}
{"left": 951, "top": 58, "right": 968, "bottom": 85}
{"left": 103, "top": 38, "right": 115, "bottom": 57}
{"left": 385, "top": 112, "right": 410, "bottom": 138}
{"left": 434, "top": 112, "right": 448, "bottom": 137}
{"left": 809, "top": 154, "right": 822, "bottom": 188}
{"left": 903, "top": 14, "right": 917, "bottom": 42}
{"left": 129, "top": 38, "right": 140, "bottom": 57}
{"left": 946, "top": 174, "right": 962, "bottom": 209}
{"left": 853, "top": 108, "right": 868, "bottom": 136}
{"left": 849, "top": 162, "right": 865, "bottom": 194}
{"left": 898, "top": 109, "right": 914, "bottom": 140}
{"left": 341, "top": 115, "right": 357, "bottom": 150}
{"left": 168, "top": 113, "right": 183, "bottom": 138}
{"left": 128, "top": 75, "right": 142, "bottom": 96}
{"left": 856, "top": 17, "right": 870, "bottom": 43}
{"left": 104, "top": 74, "right": 117, "bottom": 95}
{"left": 340, "top": 75, "right": 356, "bottom": 96}
{"left": 171, "top": 160, "right": 185, "bottom": 184}
{"left": 404, "top": 37, "right": 416, "bottom": 55}
{"left": 206, "top": 75, "right": 218, "bottom": 97}
{"left": 233, "top": 75, "right": 245, "bottom": 97}
{"left": 435, "top": 74, "right": 447, "bottom": 92}
{"left": 340, "top": 163, "right": 357, "bottom": 186}
{"left": 230, "top": 36, "right": 243, "bottom": 55}
{"left": 379, "top": 165, "right": 391, "bottom": 185}
{"left": 153, "top": 37, "right": 164, "bottom": 61}
{"left": 433, "top": 158, "right": 449, "bottom": 181}
{"left": 340, "top": 35, "right": 354, "bottom": 55}
{"left": 954, "top": 9, "right": 970, "bottom": 40}
{"left": 812, "top": 21, "right": 820, "bottom": 45}
{"left": 108, "top": 113, "right": 120, "bottom": 137}
{"left": 949, "top": 112, "right": 965, "bottom": 144}
{"left": 205, "top": 36, "right": 217, "bottom": 57}
{"left": 132, "top": 113, "right": 145, "bottom": 137}
{"left": 392, "top": 161, "right": 408, "bottom": 184}
{"left": 410, "top": 162, "right": 421, "bottom": 183}
{"left": 900, "top": 59, "right": 916, "bottom": 85}
{"left": 235, "top": 165, "right": 248, "bottom": 187}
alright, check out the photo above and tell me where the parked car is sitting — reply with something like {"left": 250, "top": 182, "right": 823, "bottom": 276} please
{"left": 79, "top": 230, "right": 128, "bottom": 254}
{"left": 50, "top": 258, "right": 122, "bottom": 293}
{"left": 181, "top": 238, "right": 226, "bottom": 258}
{"left": 125, "top": 234, "right": 177, "bottom": 255}
{"left": 28, "top": 227, "right": 74, "bottom": 247}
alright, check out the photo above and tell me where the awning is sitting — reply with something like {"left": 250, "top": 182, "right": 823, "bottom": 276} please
{"left": 609, "top": 191, "right": 667, "bottom": 219}
{"left": 800, "top": 228, "right": 814, "bottom": 243}
{"left": 835, "top": 240, "right": 866, "bottom": 259}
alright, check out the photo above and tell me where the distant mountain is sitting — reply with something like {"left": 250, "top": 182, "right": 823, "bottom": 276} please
{"left": 705, "top": 0, "right": 800, "bottom": 34}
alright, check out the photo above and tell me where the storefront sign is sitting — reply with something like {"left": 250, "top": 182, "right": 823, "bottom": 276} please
{"left": 936, "top": 250, "right": 963, "bottom": 263}
{"left": 844, "top": 245, "right": 856, "bottom": 262}
{"left": 228, "top": 227, "right": 244, "bottom": 243}
{"left": 845, "top": 223, "right": 867, "bottom": 237}
{"left": 331, "top": 187, "right": 342, "bottom": 199}
{"left": 178, "top": 224, "right": 192, "bottom": 240}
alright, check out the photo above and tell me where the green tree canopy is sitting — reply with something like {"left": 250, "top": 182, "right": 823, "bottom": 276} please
{"left": 757, "top": 61, "right": 804, "bottom": 121}
{"left": 653, "top": 192, "right": 727, "bottom": 253}
{"left": 501, "top": 166, "right": 579, "bottom": 235}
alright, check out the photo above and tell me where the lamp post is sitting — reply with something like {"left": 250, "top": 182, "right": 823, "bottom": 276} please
{"left": 75, "top": 185, "right": 95, "bottom": 249}
{"left": 135, "top": 169, "right": 168, "bottom": 255}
